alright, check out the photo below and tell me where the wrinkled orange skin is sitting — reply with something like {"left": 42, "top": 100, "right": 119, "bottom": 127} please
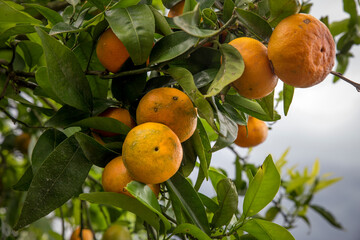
{"left": 168, "top": 0, "right": 185, "bottom": 18}
{"left": 122, "top": 122, "right": 183, "bottom": 184}
{"left": 96, "top": 28, "right": 130, "bottom": 73}
{"left": 93, "top": 107, "right": 136, "bottom": 137}
{"left": 268, "top": 13, "right": 335, "bottom": 88}
{"left": 102, "top": 156, "right": 160, "bottom": 198}
{"left": 136, "top": 87, "right": 197, "bottom": 142}
{"left": 70, "top": 227, "right": 93, "bottom": 240}
{"left": 102, "top": 224, "right": 132, "bottom": 240}
{"left": 234, "top": 117, "right": 268, "bottom": 148}
{"left": 229, "top": 37, "right": 278, "bottom": 99}
{"left": 15, "top": 133, "right": 31, "bottom": 154}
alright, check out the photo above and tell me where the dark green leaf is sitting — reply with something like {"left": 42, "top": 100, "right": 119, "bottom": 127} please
{"left": 202, "top": 8, "right": 217, "bottom": 27}
{"left": 222, "top": 102, "right": 247, "bottom": 125}
{"left": 166, "top": 172, "right": 211, "bottom": 234}
{"left": 36, "top": 27, "right": 93, "bottom": 112}
{"left": 240, "top": 219, "right": 295, "bottom": 240}
{"left": 17, "top": 41, "right": 43, "bottom": 68}
{"left": 310, "top": 205, "right": 343, "bottom": 229}
{"left": 193, "top": 68, "right": 218, "bottom": 88}
{"left": 172, "top": 223, "right": 212, "bottom": 240}
{"left": 0, "top": 24, "right": 36, "bottom": 45}
{"left": 256, "top": 91, "right": 275, "bottom": 120}
{"left": 208, "top": 168, "right": 227, "bottom": 190}
{"left": 205, "top": 43, "right": 244, "bottom": 97}
{"left": 265, "top": 207, "right": 280, "bottom": 221}
{"left": 74, "top": 132, "right": 118, "bottom": 168}
{"left": 162, "top": 0, "right": 182, "bottom": 9}
{"left": 268, "top": 0, "right": 301, "bottom": 27}
{"left": 236, "top": 9, "right": 273, "bottom": 41}
{"left": 283, "top": 83, "right": 294, "bottom": 116}
{"left": 14, "top": 136, "right": 92, "bottom": 230}
{"left": 0, "top": 1, "right": 42, "bottom": 25}
{"left": 211, "top": 178, "right": 238, "bottom": 228}
{"left": 181, "top": 140, "right": 197, "bottom": 177}
{"left": 45, "top": 105, "right": 90, "bottom": 128}
{"left": 70, "top": 117, "right": 131, "bottom": 135}
{"left": 242, "top": 155, "right": 280, "bottom": 218}
{"left": 35, "top": 67, "right": 64, "bottom": 104}
{"left": 79, "top": 192, "right": 160, "bottom": 230}
{"left": 105, "top": 4, "right": 155, "bottom": 65}
{"left": 149, "top": 5, "right": 172, "bottom": 36}
{"left": 198, "top": 193, "right": 219, "bottom": 213}
{"left": 12, "top": 167, "right": 33, "bottom": 191}
{"left": 49, "top": 22, "right": 81, "bottom": 35}
{"left": 24, "top": 4, "right": 63, "bottom": 25}
{"left": 343, "top": 0, "right": 358, "bottom": 27}
{"left": 223, "top": 0, "right": 235, "bottom": 23}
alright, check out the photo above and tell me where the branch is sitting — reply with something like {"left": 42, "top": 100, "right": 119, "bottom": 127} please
{"left": 0, "top": 107, "right": 47, "bottom": 129}
{"left": 330, "top": 71, "right": 360, "bottom": 92}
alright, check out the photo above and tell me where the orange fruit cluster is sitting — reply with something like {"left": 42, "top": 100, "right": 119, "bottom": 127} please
{"left": 70, "top": 227, "right": 93, "bottom": 240}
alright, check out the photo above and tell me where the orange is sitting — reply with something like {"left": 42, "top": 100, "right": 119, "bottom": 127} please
{"left": 234, "top": 116, "right": 268, "bottom": 148}
{"left": 93, "top": 107, "right": 136, "bottom": 137}
{"left": 268, "top": 13, "right": 336, "bottom": 88}
{"left": 70, "top": 227, "right": 93, "bottom": 240}
{"left": 14, "top": 133, "right": 31, "bottom": 154}
{"left": 168, "top": 0, "right": 185, "bottom": 18}
{"left": 229, "top": 37, "right": 278, "bottom": 99}
{"left": 102, "top": 156, "right": 160, "bottom": 198}
{"left": 96, "top": 28, "right": 130, "bottom": 73}
{"left": 102, "top": 224, "right": 132, "bottom": 240}
{"left": 136, "top": 87, "right": 197, "bottom": 142}
{"left": 122, "top": 122, "right": 183, "bottom": 184}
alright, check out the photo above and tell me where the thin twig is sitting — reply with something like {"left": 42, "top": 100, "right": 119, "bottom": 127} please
{"left": 0, "top": 107, "right": 46, "bottom": 129}
{"left": 59, "top": 206, "right": 65, "bottom": 240}
{"left": 227, "top": 145, "right": 246, "bottom": 163}
{"left": 0, "top": 74, "right": 11, "bottom": 100}
{"left": 330, "top": 71, "right": 360, "bottom": 92}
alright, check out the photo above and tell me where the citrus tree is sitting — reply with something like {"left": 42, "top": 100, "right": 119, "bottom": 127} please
{"left": 0, "top": 0, "right": 358, "bottom": 239}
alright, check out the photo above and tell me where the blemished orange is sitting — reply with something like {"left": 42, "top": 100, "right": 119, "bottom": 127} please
{"left": 102, "top": 224, "right": 132, "bottom": 240}
{"left": 15, "top": 133, "right": 31, "bottom": 154}
{"left": 102, "top": 156, "right": 160, "bottom": 198}
{"left": 70, "top": 227, "right": 93, "bottom": 240}
{"left": 229, "top": 37, "right": 278, "bottom": 99}
{"left": 168, "top": 0, "right": 185, "bottom": 18}
{"left": 122, "top": 122, "right": 183, "bottom": 184}
{"left": 136, "top": 87, "right": 197, "bottom": 142}
{"left": 93, "top": 107, "right": 136, "bottom": 137}
{"left": 268, "top": 13, "right": 336, "bottom": 88}
{"left": 234, "top": 116, "right": 268, "bottom": 148}
{"left": 96, "top": 28, "right": 130, "bottom": 73}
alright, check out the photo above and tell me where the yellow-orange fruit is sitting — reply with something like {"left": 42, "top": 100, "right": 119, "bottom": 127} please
{"left": 234, "top": 116, "right": 268, "bottom": 148}
{"left": 70, "top": 227, "right": 93, "bottom": 240}
{"left": 96, "top": 28, "right": 130, "bottom": 73}
{"left": 168, "top": 0, "right": 185, "bottom": 18}
{"left": 102, "top": 156, "right": 160, "bottom": 198}
{"left": 136, "top": 87, "right": 197, "bottom": 142}
{"left": 122, "top": 122, "right": 183, "bottom": 184}
{"left": 268, "top": 13, "right": 336, "bottom": 88}
{"left": 93, "top": 107, "right": 136, "bottom": 137}
{"left": 229, "top": 37, "right": 278, "bottom": 99}
{"left": 102, "top": 224, "right": 132, "bottom": 240}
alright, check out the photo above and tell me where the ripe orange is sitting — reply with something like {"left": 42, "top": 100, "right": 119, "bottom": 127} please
{"left": 122, "top": 122, "right": 183, "bottom": 184}
{"left": 268, "top": 13, "right": 336, "bottom": 88}
{"left": 96, "top": 28, "right": 130, "bottom": 73}
{"left": 167, "top": 0, "right": 185, "bottom": 18}
{"left": 70, "top": 227, "right": 93, "bottom": 240}
{"left": 102, "top": 224, "right": 132, "bottom": 240}
{"left": 93, "top": 107, "right": 136, "bottom": 137}
{"left": 229, "top": 37, "right": 278, "bottom": 99}
{"left": 136, "top": 87, "right": 197, "bottom": 142}
{"left": 14, "top": 133, "right": 31, "bottom": 154}
{"left": 234, "top": 116, "right": 268, "bottom": 148}
{"left": 102, "top": 156, "right": 160, "bottom": 198}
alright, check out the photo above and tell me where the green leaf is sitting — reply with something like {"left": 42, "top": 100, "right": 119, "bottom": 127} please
{"left": 236, "top": 9, "right": 273, "bottom": 42}
{"left": 105, "top": 4, "right": 155, "bottom": 65}
{"left": 12, "top": 166, "right": 33, "bottom": 191}
{"left": 45, "top": 105, "right": 90, "bottom": 128}
{"left": 149, "top": 31, "right": 198, "bottom": 65}
{"left": 283, "top": 83, "right": 294, "bottom": 116}
{"left": 173, "top": 4, "right": 220, "bottom": 38}
{"left": 268, "top": 0, "right": 301, "bottom": 27}
{"left": 240, "top": 219, "right": 295, "bottom": 240}
{"left": 198, "top": 193, "right": 219, "bottom": 213}
{"left": 17, "top": 41, "right": 43, "bottom": 68}
{"left": 126, "top": 181, "right": 171, "bottom": 230}
{"left": 205, "top": 43, "right": 244, "bottom": 97}
{"left": 162, "top": 0, "right": 182, "bottom": 9}
{"left": 211, "top": 178, "right": 238, "bottom": 228}
{"left": 208, "top": 168, "right": 227, "bottom": 190}
{"left": 343, "top": 0, "right": 358, "bottom": 27}
{"left": 49, "top": 22, "right": 81, "bottom": 35}
{"left": 24, "top": 3, "right": 63, "bottom": 25}
{"left": 314, "top": 177, "right": 342, "bottom": 193}
{"left": 181, "top": 140, "right": 197, "bottom": 177}
{"left": 14, "top": 136, "right": 92, "bottom": 230}
{"left": 310, "top": 205, "right": 343, "bottom": 229}
{"left": 74, "top": 132, "right": 118, "bottom": 168}
{"left": 223, "top": 0, "right": 235, "bottom": 23}
{"left": 256, "top": 91, "right": 275, "bottom": 120}
{"left": 149, "top": 5, "right": 172, "bottom": 36}
{"left": 35, "top": 67, "right": 63, "bottom": 104}
{"left": 193, "top": 68, "right": 218, "bottom": 88}
{"left": 79, "top": 192, "right": 160, "bottom": 230}
{"left": 172, "top": 223, "right": 212, "bottom": 240}
{"left": 167, "top": 67, "right": 216, "bottom": 130}
{"left": 0, "top": 1, "right": 42, "bottom": 25}
{"left": 70, "top": 116, "right": 131, "bottom": 135}
{"left": 36, "top": 27, "right": 93, "bottom": 113}
{"left": 166, "top": 172, "right": 211, "bottom": 235}
{"left": 0, "top": 24, "right": 36, "bottom": 45}
{"left": 242, "top": 155, "right": 280, "bottom": 218}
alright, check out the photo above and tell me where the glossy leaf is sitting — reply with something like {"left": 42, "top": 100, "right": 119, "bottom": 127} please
{"left": 223, "top": 0, "right": 235, "bottom": 22}
{"left": 205, "top": 43, "right": 244, "bottom": 97}
{"left": 12, "top": 166, "right": 33, "bottom": 191}
{"left": 36, "top": 28, "right": 93, "bottom": 112}
{"left": 149, "top": 31, "right": 198, "bottom": 65}
{"left": 283, "top": 83, "right": 294, "bottom": 116}
{"left": 0, "top": 1, "right": 42, "bottom": 25}
{"left": 198, "top": 193, "right": 219, "bottom": 213}
{"left": 14, "top": 136, "right": 92, "bottom": 230}
{"left": 172, "top": 223, "right": 212, "bottom": 240}
{"left": 79, "top": 192, "right": 160, "bottom": 230}
{"left": 310, "top": 205, "right": 343, "bottom": 229}
{"left": 209, "top": 168, "right": 227, "bottom": 190}
{"left": 105, "top": 4, "right": 155, "bottom": 65}
{"left": 240, "top": 219, "right": 295, "bottom": 240}
{"left": 268, "top": 0, "right": 301, "bottom": 27}
{"left": 126, "top": 181, "right": 171, "bottom": 230}
{"left": 49, "top": 22, "right": 81, "bottom": 35}
{"left": 0, "top": 25, "right": 36, "bottom": 45}
{"left": 45, "top": 105, "right": 90, "bottom": 128}
{"left": 74, "top": 132, "right": 118, "bottom": 168}
{"left": 181, "top": 140, "right": 197, "bottom": 177}
{"left": 193, "top": 68, "right": 218, "bottom": 88}
{"left": 256, "top": 91, "right": 275, "bottom": 120}
{"left": 236, "top": 9, "right": 273, "bottom": 42}
{"left": 24, "top": 3, "right": 63, "bottom": 25}
{"left": 166, "top": 172, "right": 211, "bottom": 234}
{"left": 70, "top": 117, "right": 131, "bottom": 135}
{"left": 211, "top": 178, "right": 238, "bottom": 228}
{"left": 35, "top": 67, "right": 63, "bottom": 104}
{"left": 149, "top": 5, "right": 172, "bottom": 36}
{"left": 242, "top": 155, "right": 280, "bottom": 218}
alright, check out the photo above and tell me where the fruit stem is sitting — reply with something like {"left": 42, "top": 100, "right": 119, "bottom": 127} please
{"left": 330, "top": 71, "right": 360, "bottom": 92}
